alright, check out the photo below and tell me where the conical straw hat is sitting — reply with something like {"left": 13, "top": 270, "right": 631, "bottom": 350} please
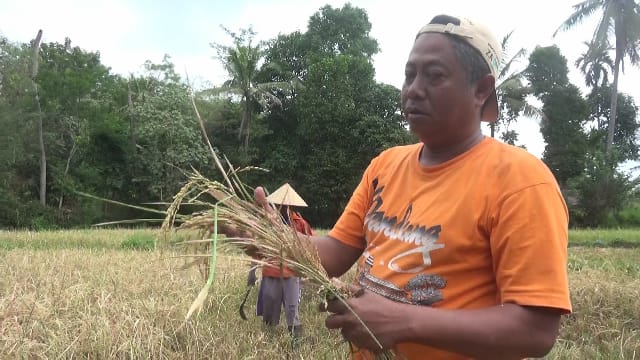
{"left": 266, "top": 183, "right": 308, "bottom": 207}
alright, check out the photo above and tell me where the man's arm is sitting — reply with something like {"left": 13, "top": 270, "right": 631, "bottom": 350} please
{"left": 326, "top": 291, "right": 562, "bottom": 359}
{"left": 311, "top": 235, "right": 363, "bottom": 278}
{"left": 401, "top": 303, "right": 561, "bottom": 359}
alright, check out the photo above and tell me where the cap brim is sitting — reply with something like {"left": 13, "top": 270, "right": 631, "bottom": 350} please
{"left": 482, "top": 90, "right": 498, "bottom": 123}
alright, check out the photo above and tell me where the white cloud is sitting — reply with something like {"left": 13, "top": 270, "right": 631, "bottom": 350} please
{"left": 0, "top": 0, "right": 137, "bottom": 53}
{"left": 2, "top": 0, "right": 639, "bottom": 160}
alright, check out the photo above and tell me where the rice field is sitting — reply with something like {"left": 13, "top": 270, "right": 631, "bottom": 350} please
{"left": 0, "top": 228, "right": 639, "bottom": 359}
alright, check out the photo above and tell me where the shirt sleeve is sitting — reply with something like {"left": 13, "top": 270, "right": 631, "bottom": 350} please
{"left": 292, "top": 215, "right": 314, "bottom": 236}
{"left": 489, "top": 182, "right": 572, "bottom": 313}
{"left": 328, "top": 161, "right": 376, "bottom": 250}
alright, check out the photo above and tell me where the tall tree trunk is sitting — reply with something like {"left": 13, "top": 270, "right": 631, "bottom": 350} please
{"left": 238, "top": 95, "right": 248, "bottom": 142}
{"left": 241, "top": 98, "right": 251, "bottom": 150}
{"left": 128, "top": 81, "right": 136, "bottom": 150}
{"left": 490, "top": 122, "right": 496, "bottom": 138}
{"left": 35, "top": 91, "right": 46, "bottom": 206}
{"left": 238, "top": 112, "right": 246, "bottom": 142}
{"left": 605, "top": 47, "right": 622, "bottom": 154}
{"left": 244, "top": 111, "right": 251, "bottom": 150}
{"left": 58, "top": 141, "right": 77, "bottom": 209}
{"left": 30, "top": 30, "right": 46, "bottom": 206}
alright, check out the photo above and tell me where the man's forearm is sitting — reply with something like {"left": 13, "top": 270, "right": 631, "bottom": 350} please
{"left": 309, "top": 235, "right": 362, "bottom": 278}
{"left": 396, "top": 303, "right": 561, "bottom": 359}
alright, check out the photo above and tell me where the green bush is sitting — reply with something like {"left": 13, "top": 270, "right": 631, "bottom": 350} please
{"left": 615, "top": 207, "right": 640, "bottom": 227}
{"left": 120, "top": 233, "right": 156, "bottom": 251}
{"left": 565, "top": 153, "right": 637, "bottom": 227}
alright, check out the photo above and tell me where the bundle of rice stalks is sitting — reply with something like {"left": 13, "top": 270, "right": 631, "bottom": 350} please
{"left": 155, "top": 96, "right": 395, "bottom": 359}
{"left": 163, "top": 172, "right": 395, "bottom": 359}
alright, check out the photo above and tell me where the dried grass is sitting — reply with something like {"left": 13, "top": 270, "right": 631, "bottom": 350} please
{"left": 2, "top": 234, "right": 639, "bottom": 359}
{"left": 150, "top": 95, "right": 393, "bottom": 358}
{"left": 0, "top": 249, "right": 350, "bottom": 359}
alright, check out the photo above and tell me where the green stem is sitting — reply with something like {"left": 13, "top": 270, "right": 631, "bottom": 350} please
{"left": 206, "top": 204, "right": 219, "bottom": 287}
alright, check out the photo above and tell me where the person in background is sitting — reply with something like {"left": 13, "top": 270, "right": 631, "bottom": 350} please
{"left": 247, "top": 183, "right": 313, "bottom": 338}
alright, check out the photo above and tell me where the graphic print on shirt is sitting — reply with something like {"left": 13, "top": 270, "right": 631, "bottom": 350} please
{"left": 358, "top": 178, "right": 446, "bottom": 306}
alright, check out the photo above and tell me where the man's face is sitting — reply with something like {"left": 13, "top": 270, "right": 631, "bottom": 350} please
{"left": 401, "top": 33, "right": 481, "bottom": 147}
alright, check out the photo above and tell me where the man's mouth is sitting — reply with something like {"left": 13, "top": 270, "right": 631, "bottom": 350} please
{"left": 404, "top": 105, "right": 428, "bottom": 116}
{"left": 406, "top": 110, "right": 428, "bottom": 118}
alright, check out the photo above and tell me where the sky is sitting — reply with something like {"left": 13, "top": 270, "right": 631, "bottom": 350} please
{"left": 1, "top": 0, "right": 639, "bottom": 164}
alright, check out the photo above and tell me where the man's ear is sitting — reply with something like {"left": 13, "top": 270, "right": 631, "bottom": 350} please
{"left": 475, "top": 74, "right": 496, "bottom": 107}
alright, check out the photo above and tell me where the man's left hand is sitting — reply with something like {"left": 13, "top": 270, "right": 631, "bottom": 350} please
{"left": 323, "top": 286, "right": 405, "bottom": 352}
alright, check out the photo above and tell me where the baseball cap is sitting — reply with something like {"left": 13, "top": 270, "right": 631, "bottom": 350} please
{"left": 417, "top": 15, "right": 502, "bottom": 123}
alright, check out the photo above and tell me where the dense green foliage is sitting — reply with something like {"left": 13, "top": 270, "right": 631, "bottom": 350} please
{"left": 526, "top": 45, "right": 639, "bottom": 227}
{"left": 0, "top": 3, "right": 639, "bottom": 229}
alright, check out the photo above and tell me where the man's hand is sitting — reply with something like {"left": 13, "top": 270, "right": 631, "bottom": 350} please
{"left": 323, "top": 286, "right": 405, "bottom": 352}
{"left": 253, "top": 187, "right": 270, "bottom": 207}
{"left": 214, "top": 186, "right": 277, "bottom": 258}
{"left": 322, "top": 285, "right": 564, "bottom": 359}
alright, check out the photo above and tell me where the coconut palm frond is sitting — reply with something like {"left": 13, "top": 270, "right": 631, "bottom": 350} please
{"left": 554, "top": 0, "right": 603, "bottom": 36}
{"left": 521, "top": 101, "right": 547, "bottom": 121}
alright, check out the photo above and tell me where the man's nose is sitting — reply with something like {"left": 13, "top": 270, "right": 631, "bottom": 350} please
{"left": 406, "top": 77, "right": 426, "bottom": 99}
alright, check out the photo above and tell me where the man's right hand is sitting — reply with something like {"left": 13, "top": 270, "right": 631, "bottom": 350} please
{"left": 213, "top": 186, "right": 278, "bottom": 258}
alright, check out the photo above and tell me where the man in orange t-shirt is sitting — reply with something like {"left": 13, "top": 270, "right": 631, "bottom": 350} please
{"left": 244, "top": 14, "right": 571, "bottom": 360}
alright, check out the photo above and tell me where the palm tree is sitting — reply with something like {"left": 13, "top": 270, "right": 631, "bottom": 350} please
{"left": 555, "top": 0, "right": 640, "bottom": 154}
{"left": 491, "top": 31, "right": 544, "bottom": 139}
{"left": 575, "top": 40, "right": 614, "bottom": 88}
{"left": 209, "top": 27, "right": 294, "bottom": 150}
{"left": 576, "top": 40, "right": 615, "bottom": 132}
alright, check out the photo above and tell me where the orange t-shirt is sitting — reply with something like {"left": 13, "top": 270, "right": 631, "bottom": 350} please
{"left": 328, "top": 138, "right": 571, "bottom": 360}
{"left": 262, "top": 211, "right": 314, "bottom": 278}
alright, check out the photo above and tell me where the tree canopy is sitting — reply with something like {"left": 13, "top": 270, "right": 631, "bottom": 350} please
{"left": 0, "top": 4, "right": 639, "bottom": 229}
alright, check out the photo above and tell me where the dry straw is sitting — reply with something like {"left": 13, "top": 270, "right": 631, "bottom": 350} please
{"left": 91, "top": 93, "right": 394, "bottom": 359}
{"left": 176, "top": 94, "right": 395, "bottom": 358}
{"left": 77, "top": 95, "right": 395, "bottom": 359}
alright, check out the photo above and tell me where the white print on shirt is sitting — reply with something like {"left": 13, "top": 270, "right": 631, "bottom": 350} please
{"left": 364, "top": 178, "right": 444, "bottom": 273}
